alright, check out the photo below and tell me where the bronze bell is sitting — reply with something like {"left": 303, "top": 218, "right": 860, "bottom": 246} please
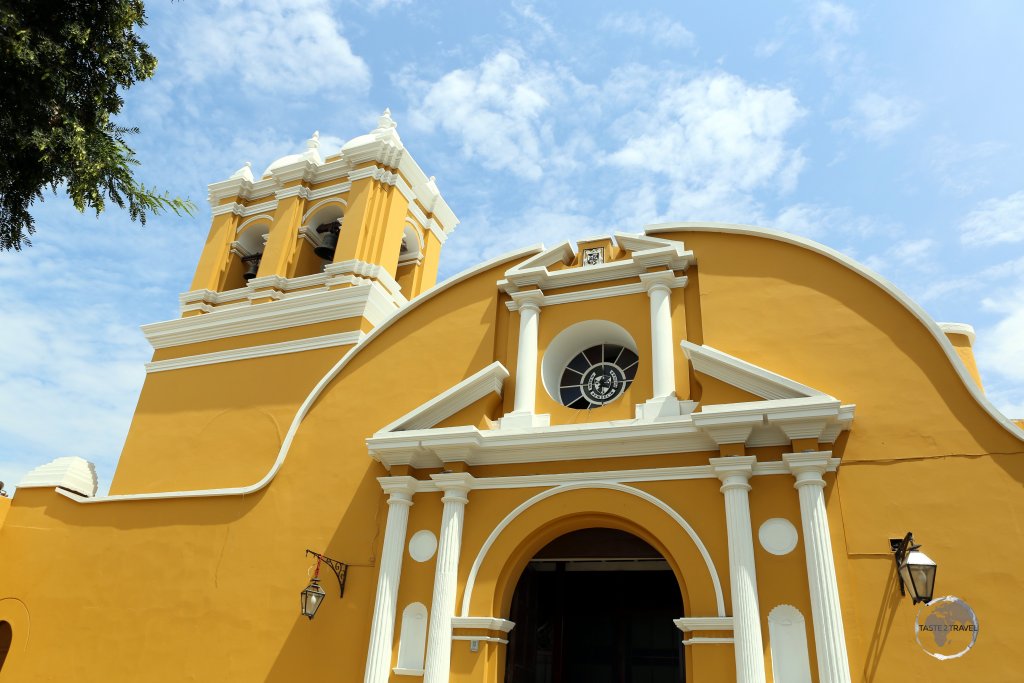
{"left": 242, "top": 253, "right": 262, "bottom": 280}
{"left": 314, "top": 220, "right": 341, "bottom": 260}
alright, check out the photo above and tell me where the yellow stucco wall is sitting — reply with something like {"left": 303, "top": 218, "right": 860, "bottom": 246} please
{"left": 1, "top": 227, "right": 1021, "bottom": 682}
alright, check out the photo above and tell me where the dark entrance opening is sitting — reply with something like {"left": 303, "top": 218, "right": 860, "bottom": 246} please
{"left": 504, "top": 528, "right": 684, "bottom": 683}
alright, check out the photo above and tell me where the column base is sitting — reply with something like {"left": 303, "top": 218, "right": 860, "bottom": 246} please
{"left": 497, "top": 411, "right": 551, "bottom": 429}
{"left": 635, "top": 396, "right": 697, "bottom": 420}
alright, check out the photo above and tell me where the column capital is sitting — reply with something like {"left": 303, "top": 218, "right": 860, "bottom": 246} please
{"left": 783, "top": 451, "right": 834, "bottom": 489}
{"left": 709, "top": 455, "right": 757, "bottom": 492}
{"left": 639, "top": 270, "right": 677, "bottom": 295}
{"left": 378, "top": 475, "right": 417, "bottom": 504}
{"left": 431, "top": 472, "right": 475, "bottom": 504}
{"left": 510, "top": 289, "right": 545, "bottom": 312}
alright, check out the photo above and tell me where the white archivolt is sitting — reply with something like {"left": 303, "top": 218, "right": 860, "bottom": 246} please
{"left": 459, "top": 482, "right": 726, "bottom": 618}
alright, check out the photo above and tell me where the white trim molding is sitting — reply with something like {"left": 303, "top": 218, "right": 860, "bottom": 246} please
{"left": 147, "top": 283, "right": 398, "bottom": 350}
{"left": 459, "top": 482, "right": 727, "bottom": 619}
{"left": 380, "top": 362, "right": 509, "bottom": 432}
{"left": 681, "top": 341, "right": 828, "bottom": 400}
{"left": 501, "top": 233, "right": 694, "bottom": 293}
{"left": 450, "top": 617, "right": 515, "bottom": 633}
{"left": 145, "top": 331, "right": 364, "bottom": 373}
{"left": 674, "top": 616, "right": 734, "bottom": 632}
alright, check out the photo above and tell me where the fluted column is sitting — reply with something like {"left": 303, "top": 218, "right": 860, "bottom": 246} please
{"left": 423, "top": 473, "right": 474, "bottom": 683}
{"left": 363, "top": 476, "right": 417, "bottom": 683}
{"left": 511, "top": 290, "right": 543, "bottom": 415}
{"left": 640, "top": 271, "right": 677, "bottom": 399}
{"left": 784, "top": 453, "right": 852, "bottom": 683}
{"left": 710, "top": 456, "right": 767, "bottom": 683}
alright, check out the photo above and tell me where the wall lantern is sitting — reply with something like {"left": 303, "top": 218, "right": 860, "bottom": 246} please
{"left": 300, "top": 549, "right": 348, "bottom": 620}
{"left": 890, "top": 532, "right": 937, "bottom": 604}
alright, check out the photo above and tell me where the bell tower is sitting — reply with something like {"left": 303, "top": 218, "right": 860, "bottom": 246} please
{"left": 110, "top": 111, "right": 459, "bottom": 495}
{"left": 185, "top": 108, "right": 458, "bottom": 314}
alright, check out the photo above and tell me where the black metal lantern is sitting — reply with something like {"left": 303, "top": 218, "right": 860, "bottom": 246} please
{"left": 300, "top": 549, "right": 348, "bottom": 620}
{"left": 241, "top": 253, "right": 262, "bottom": 280}
{"left": 314, "top": 220, "right": 341, "bottom": 260}
{"left": 891, "top": 532, "right": 937, "bottom": 604}
{"left": 300, "top": 576, "right": 326, "bottom": 620}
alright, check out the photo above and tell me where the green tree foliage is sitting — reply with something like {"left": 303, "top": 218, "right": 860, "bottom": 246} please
{"left": 0, "top": 0, "right": 194, "bottom": 251}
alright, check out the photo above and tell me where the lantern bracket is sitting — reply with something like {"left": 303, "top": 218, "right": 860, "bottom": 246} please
{"left": 889, "top": 532, "right": 920, "bottom": 599}
{"left": 306, "top": 549, "right": 348, "bottom": 597}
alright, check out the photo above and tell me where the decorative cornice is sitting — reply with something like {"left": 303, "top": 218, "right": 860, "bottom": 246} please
{"left": 145, "top": 284, "right": 398, "bottom": 349}
{"left": 19, "top": 456, "right": 98, "bottom": 497}
{"left": 504, "top": 275, "right": 687, "bottom": 311}
{"left": 367, "top": 396, "right": 852, "bottom": 469}
{"left": 450, "top": 617, "right": 516, "bottom": 633}
{"left": 674, "top": 616, "right": 734, "bottom": 632}
{"left": 144, "top": 331, "right": 364, "bottom": 373}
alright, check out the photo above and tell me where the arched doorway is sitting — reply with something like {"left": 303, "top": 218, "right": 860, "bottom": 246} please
{"left": 504, "top": 528, "right": 684, "bottom": 683}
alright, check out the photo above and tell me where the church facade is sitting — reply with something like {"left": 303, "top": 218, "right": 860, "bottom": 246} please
{"left": 1, "top": 112, "right": 1022, "bottom": 682}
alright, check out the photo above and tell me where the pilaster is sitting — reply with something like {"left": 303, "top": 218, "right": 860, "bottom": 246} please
{"left": 783, "top": 452, "right": 851, "bottom": 683}
{"left": 364, "top": 476, "right": 417, "bottom": 683}
{"left": 710, "top": 455, "right": 767, "bottom": 683}
{"left": 423, "top": 473, "right": 474, "bottom": 683}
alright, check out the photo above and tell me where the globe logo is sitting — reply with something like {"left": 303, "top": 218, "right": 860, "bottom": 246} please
{"left": 915, "top": 596, "right": 979, "bottom": 659}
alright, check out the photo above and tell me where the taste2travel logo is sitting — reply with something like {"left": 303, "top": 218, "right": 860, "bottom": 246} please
{"left": 915, "top": 596, "right": 979, "bottom": 660}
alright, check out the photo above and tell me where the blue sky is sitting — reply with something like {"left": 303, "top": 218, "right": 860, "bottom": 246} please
{"left": 2, "top": 0, "right": 1023, "bottom": 494}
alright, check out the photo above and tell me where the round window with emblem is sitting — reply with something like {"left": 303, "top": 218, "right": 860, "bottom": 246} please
{"left": 559, "top": 344, "right": 639, "bottom": 409}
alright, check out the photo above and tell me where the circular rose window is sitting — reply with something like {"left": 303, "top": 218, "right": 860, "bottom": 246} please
{"left": 559, "top": 344, "right": 639, "bottom": 409}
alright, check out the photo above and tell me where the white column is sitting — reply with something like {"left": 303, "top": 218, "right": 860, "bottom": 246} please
{"left": 363, "top": 476, "right": 417, "bottom": 683}
{"left": 640, "top": 271, "right": 677, "bottom": 399}
{"left": 501, "top": 290, "right": 547, "bottom": 429}
{"left": 423, "top": 473, "right": 474, "bottom": 683}
{"left": 783, "top": 453, "right": 852, "bottom": 683}
{"left": 710, "top": 456, "right": 767, "bottom": 683}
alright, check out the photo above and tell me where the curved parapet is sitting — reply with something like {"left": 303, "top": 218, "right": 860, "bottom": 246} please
{"left": 19, "top": 456, "right": 98, "bottom": 498}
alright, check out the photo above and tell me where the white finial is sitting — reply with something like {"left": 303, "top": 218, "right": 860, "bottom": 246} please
{"left": 307, "top": 131, "right": 320, "bottom": 149}
{"left": 230, "top": 161, "right": 255, "bottom": 182}
{"left": 377, "top": 108, "right": 396, "bottom": 130}
{"left": 429, "top": 175, "right": 435, "bottom": 182}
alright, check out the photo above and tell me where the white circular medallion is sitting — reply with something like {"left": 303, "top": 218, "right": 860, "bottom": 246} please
{"left": 408, "top": 530, "right": 438, "bottom": 563}
{"left": 758, "top": 518, "right": 798, "bottom": 556}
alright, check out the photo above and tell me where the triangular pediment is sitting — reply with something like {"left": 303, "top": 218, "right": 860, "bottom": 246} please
{"left": 500, "top": 233, "right": 694, "bottom": 292}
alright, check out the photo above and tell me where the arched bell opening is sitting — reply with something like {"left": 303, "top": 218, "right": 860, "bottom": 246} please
{"left": 504, "top": 527, "right": 686, "bottom": 683}
{"left": 295, "top": 203, "right": 345, "bottom": 277}
{"left": 224, "top": 220, "right": 270, "bottom": 291}
{"left": 395, "top": 224, "right": 424, "bottom": 297}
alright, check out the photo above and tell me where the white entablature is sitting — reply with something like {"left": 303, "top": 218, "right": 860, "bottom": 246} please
{"left": 365, "top": 345, "right": 855, "bottom": 470}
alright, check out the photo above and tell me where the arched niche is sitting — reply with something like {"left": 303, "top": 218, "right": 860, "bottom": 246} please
{"left": 395, "top": 602, "right": 429, "bottom": 675}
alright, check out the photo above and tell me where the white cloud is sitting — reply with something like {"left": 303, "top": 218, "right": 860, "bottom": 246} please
{"left": 841, "top": 93, "right": 920, "bottom": 142}
{"left": 401, "top": 49, "right": 586, "bottom": 180}
{"left": 862, "top": 238, "right": 936, "bottom": 276}
{"left": 605, "top": 72, "right": 806, "bottom": 218}
{"left": 511, "top": 1, "right": 557, "bottom": 41}
{"left": 809, "top": 0, "right": 858, "bottom": 68}
{"left": 601, "top": 12, "right": 696, "bottom": 49}
{"left": 928, "top": 137, "right": 1005, "bottom": 196}
{"left": 364, "top": 0, "right": 413, "bottom": 12}
{"left": 755, "top": 39, "right": 784, "bottom": 58}
{"left": 960, "top": 191, "right": 1024, "bottom": 245}
{"left": 771, "top": 203, "right": 884, "bottom": 240}
{"left": 174, "top": 0, "right": 370, "bottom": 95}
